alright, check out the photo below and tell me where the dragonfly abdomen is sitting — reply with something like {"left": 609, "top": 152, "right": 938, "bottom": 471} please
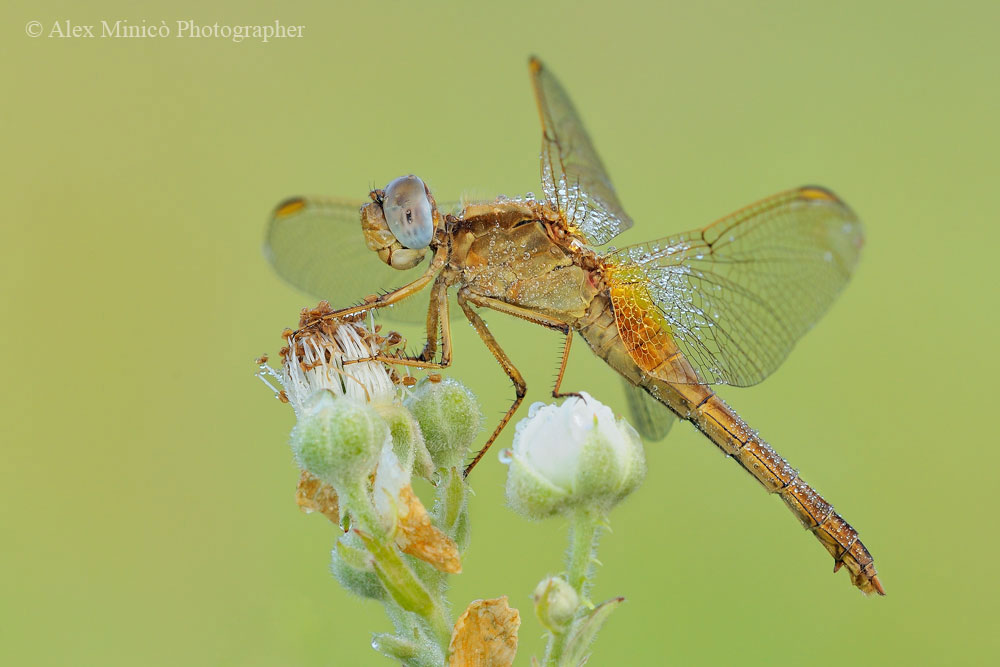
{"left": 683, "top": 388, "right": 884, "bottom": 595}
{"left": 577, "top": 294, "right": 883, "bottom": 594}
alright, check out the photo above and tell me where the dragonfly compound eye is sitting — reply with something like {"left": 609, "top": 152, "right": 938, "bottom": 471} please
{"left": 382, "top": 175, "right": 435, "bottom": 249}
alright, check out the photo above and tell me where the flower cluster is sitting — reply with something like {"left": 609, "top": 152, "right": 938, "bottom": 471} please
{"left": 258, "top": 302, "right": 648, "bottom": 665}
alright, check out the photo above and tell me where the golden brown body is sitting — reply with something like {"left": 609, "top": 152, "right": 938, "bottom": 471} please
{"left": 445, "top": 203, "right": 882, "bottom": 595}
{"left": 266, "top": 57, "right": 882, "bottom": 596}
{"left": 576, "top": 291, "right": 882, "bottom": 595}
{"left": 448, "top": 200, "right": 600, "bottom": 321}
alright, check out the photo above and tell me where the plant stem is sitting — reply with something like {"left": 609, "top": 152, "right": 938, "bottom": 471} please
{"left": 426, "top": 601, "right": 455, "bottom": 649}
{"left": 566, "top": 508, "right": 601, "bottom": 596}
{"left": 349, "top": 481, "right": 454, "bottom": 658}
{"left": 544, "top": 509, "right": 603, "bottom": 666}
{"left": 341, "top": 482, "right": 386, "bottom": 540}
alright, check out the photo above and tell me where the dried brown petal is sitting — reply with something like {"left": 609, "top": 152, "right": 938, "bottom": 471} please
{"left": 395, "top": 485, "right": 461, "bottom": 574}
{"left": 448, "top": 597, "right": 520, "bottom": 667}
{"left": 295, "top": 470, "right": 341, "bottom": 526}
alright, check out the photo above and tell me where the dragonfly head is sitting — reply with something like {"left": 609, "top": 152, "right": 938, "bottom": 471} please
{"left": 361, "top": 175, "right": 439, "bottom": 270}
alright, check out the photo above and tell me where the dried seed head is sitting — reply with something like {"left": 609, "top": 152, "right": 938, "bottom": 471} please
{"left": 257, "top": 302, "right": 398, "bottom": 415}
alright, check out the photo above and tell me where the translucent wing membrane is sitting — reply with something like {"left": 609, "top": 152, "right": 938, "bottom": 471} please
{"left": 608, "top": 187, "right": 864, "bottom": 387}
{"left": 265, "top": 196, "right": 442, "bottom": 323}
{"left": 620, "top": 377, "right": 677, "bottom": 441}
{"left": 529, "top": 57, "right": 633, "bottom": 246}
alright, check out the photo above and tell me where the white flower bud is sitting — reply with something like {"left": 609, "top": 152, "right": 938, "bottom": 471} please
{"left": 404, "top": 377, "right": 482, "bottom": 470}
{"left": 503, "top": 392, "right": 645, "bottom": 519}
{"left": 290, "top": 391, "right": 389, "bottom": 491}
{"left": 533, "top": 576, "right": 579, "bottom": 633}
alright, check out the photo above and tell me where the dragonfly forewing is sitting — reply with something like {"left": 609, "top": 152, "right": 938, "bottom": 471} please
{"left": 529, "top": 57, "right": 633, "bottom": 246}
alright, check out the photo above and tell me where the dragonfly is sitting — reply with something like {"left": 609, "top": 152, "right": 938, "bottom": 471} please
{"left": 265, "top": 57, "right": 882, "bottom": 596}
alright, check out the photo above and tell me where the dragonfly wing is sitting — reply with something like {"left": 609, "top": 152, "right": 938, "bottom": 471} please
{"left": 265, "top": 196, "right": 446, "bottom": 323}
{"left": 607, "top": 186, "right": 864, "bottom": 387}
{"left": 621, "top": 377, "right": 677, "bottom": 441}
{"left": 529, "top": 57, "right": 633, "bottom": 246}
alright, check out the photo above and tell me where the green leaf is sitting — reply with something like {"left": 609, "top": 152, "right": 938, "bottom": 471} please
{"left": 355, "top": 529, "right": 435, "bottom": 616}
{"left": 335, "top": 534, "right": 374, "bottom": 572}
{"left": 433, "top": 466, "right": 467, "bottom": 532}
{"left": 558, "top": 597, "right": 625, "bottom": 667}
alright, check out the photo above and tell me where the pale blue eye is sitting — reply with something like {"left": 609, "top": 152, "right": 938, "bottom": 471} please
{"left": 382, "top": 175, "right": 434, "bottom": 249}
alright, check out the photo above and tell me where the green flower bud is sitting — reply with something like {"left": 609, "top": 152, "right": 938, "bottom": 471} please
{"left": 374, "top": 403, "right": 434, "bottom": 480}
{"left": 503, "top": 392, "right": 646, "bottom": 519}
{"left": 533, "top": 576, "right": 579, "bottom": 633}
{"left": 404, "top": 377, "right": 482, "bottom": 470}
{"left": 330, "top": 531, "right": 385, "bottom": 600}
{"left": 371, "top": 634, "right": 418, "bottom": 661}
{"left": 290, "top": 390, "right": 389, "bottom": 490}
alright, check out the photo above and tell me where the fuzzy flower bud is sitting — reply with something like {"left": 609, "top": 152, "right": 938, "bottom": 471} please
{"left": 376, "top": 403, "right": 435, "bottom": 480}
{"left": 533, "top": 576, "right": 579, "bottom": 633}
{"left": 404, "top": 377, "right": 482, "bottom": 470}
{"left": 503, "top": 392, "right": 645, "bottom": 519}
{"left": 290, "top": 390, "right": 389, "bottom": 490}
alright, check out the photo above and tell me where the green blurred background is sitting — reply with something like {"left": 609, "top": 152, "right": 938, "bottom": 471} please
{"left": 3, "top": 0, "right": 998, "bottom": 664}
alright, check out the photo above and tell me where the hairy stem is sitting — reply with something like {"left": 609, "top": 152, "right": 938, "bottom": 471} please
{"left": 567, "top": 508, "right": 601, "bottom": 596}
{"left": 544, "top": 509, "right": 603, "bottom": 665}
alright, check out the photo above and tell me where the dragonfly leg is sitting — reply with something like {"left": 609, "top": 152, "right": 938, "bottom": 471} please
{"left": 294, "top": 244, "right": 448, "bottom": 334}
{"left": 453, "top": 294, "right": 579, "bottom": 401}
{"left": 457, "top": 289, "right": 528, "bottom": 477}
{"left": 550, "top": 332, "right": 582, "bottom": 401}
{"left": 417, "top": 272, "right": 452, "bottom": 365}
{"left": 343, "top": 273, "right": 453, "bottom": 371}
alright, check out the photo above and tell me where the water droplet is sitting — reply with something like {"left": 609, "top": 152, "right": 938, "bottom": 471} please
{"left": 498, "top": 448, "right": 513, "bottom": 464}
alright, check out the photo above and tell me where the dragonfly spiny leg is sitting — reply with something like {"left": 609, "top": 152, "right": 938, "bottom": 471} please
{"left": 457, "top": 289, "right": 527, "bottom": 477}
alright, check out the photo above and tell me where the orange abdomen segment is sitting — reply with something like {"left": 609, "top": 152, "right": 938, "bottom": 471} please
{"left": 673, "top": 383, "right": 884, "bottom": 595}
{"left": 580, "top": 290, "right": 883, "bottom": 595}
